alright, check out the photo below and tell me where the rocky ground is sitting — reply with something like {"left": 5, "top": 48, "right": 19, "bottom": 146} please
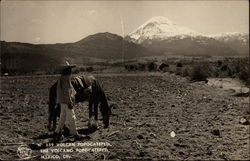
{"left": 0, "top": 73, "right": 249, "bottom": 160}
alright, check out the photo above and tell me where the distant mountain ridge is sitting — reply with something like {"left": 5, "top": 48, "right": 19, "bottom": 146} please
{"left": 126, "top": 16, "right": 249, "bottom": 56}
{"left": 208, "top": 32, "right": 249, "bottom": 54}
{"left": 1, "top": 32, "right": 159, "bottom": 74}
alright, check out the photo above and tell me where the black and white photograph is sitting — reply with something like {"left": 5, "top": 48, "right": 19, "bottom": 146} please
{"left": 0, "top": 0, "right": 249, "bottom": 160}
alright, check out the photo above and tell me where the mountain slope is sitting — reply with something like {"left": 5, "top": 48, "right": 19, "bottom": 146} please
{"left": 209, "top": 32, "right": 249, "bottom": 54}
{"left": 140, "top": 36, "right": 237, "bottom": 56}
{"left": 69, "top": 32, "right": 157, "bottom": 59}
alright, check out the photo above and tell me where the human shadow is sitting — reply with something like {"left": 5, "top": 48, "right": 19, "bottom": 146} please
{"left": 77, "top": 127, "right": 98, "bottom": 135}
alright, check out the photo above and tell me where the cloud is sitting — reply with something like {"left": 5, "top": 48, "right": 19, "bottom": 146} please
{"left": 31, "top": 18, "right": 37, "bottom": 22}
{"left": 51, "top": 12, "right": 56, "bottom": 18}
{"left": 31, "top": 18, "right": 42, "bottom": 24}
{"left": 35, "top": 37, "right": 41, "bottom": 42}
{"left": 79, "top": 9, "right": 97, "bottom": 19}
{"left": 87, "top": 9, "right": 97, "bottom": 16}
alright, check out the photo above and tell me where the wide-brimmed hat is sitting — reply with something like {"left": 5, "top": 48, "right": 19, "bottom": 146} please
{"left": 59, "top": 61, "right": 76, "bottom": 70}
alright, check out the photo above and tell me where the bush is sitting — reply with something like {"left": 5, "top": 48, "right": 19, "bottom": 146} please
{"left": 176, "top": 62, "right": 183, "bottom": 67}
{"left": 138, "top": 63, "right": 146, "bottom": 71}
{"left": 220, "top": 64, "right": 228, "bottom": 71}
{"left": 147, "top": 62, "right": 157, "bottom": 71}
{"left": 217, "top": 60, "right": 222, "bottom": 67}
{"left": 175, "top": 67, "right": 182, "bottom": 75}
{"left": 190, "top": 65, "right": 208, "bottom": 82}
{"left": 181, "top": 67, "right": 190, "bottom": 77}
{"left": 125, "top": 64, "right": 138, "bottom": 71}
{"left": 238, "top": 65, "right": 250, "bottom": 85}
{"left": 86, "top": 67, "right": 94, "bottom": 72}
{"left": 239, "top": 69, "right": 249, "bottom": 82}
{"left": 158, "top": 63, "right": 169, "bottom": 72}
{"left": 227, "top": 58, "right": 249, "bottom": 84}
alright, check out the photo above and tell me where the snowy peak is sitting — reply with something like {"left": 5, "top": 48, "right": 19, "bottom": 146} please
{"left": 128, "top": 16, "right": 202, "bottom": 43}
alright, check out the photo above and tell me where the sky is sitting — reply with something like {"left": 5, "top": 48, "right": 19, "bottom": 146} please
{"left": 1, "top": 0, "right": 249, "bottom": 44}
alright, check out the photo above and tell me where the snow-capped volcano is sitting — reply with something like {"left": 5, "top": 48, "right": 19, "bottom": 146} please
{"left": 128, "top": 16, "right": 203, "bottom": 43}
{"left": 126, "top": 16, "right": 249, "bottom": 56}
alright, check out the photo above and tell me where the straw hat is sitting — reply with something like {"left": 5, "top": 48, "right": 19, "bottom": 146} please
{"left": 59, "top": 61, "right": 76, "bottom": 70}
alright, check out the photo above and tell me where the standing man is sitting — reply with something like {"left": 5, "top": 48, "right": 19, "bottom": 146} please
{"left": 54, "top": 61, "right": 79, "bottom": 140}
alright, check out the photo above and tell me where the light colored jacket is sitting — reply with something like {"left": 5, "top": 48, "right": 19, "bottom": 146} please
{"left": 56, "top": 75, "right": 76, "bottom": 104}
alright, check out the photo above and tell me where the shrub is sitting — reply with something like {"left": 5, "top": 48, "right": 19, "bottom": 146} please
{"left": 138, "top": 63, "right": 146, "bottom": 71}
{"left": 190, "top": 65, "right": 208, "bottom": 82}
{"left": 175, "top": 67, "right": 182, "bottom": 75}
{"left": 125, "top": 64, "right": 138, "bottom": 71}
{"left": 158, "top": 63, "right": 169, "bottom": 72}
{"left": 217, "top": 60, "right": 222, "bottom": 67}
{"left": 220, "top": 64, "right": 228, "bottom": 71}
{"left": 86, "top": 67, "right": 94, "bottom": 72}
{"left": 176, "top": 62, "right": 183, "bottom": 67}
{"left": 147, "top": 62, "right": 157, "bottom": 71}
{"left": 238, "top": 65, "right": 250, "bottom": 85}
{"left": 238, "top": 69, "right": 249, "bottom": 82}
{"left": 181, "top": 67, "right": 190, "bottom": 77}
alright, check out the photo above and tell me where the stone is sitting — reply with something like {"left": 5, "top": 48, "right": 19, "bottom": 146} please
{"left": 239, "top": 118, "right": 250, "bottom": 125}
{"left": 211, "top": 129, "right": 220, "bottom": 136}
{"left": 137, "top": 134, "right": 144, "bottom": 139}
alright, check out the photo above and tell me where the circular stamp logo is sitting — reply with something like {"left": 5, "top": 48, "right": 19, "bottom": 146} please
{"left": 17, "top": 144, "right": 32, "bottom": 159}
